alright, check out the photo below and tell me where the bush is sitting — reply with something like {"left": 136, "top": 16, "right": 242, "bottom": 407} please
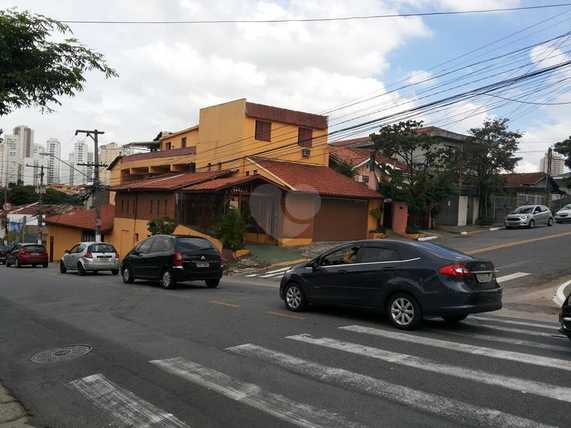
{"left": 147, "top": 217, "right": 177, "bottom": 235}
{"left": 216, "top": 208, "right": 246, "bottom": 251}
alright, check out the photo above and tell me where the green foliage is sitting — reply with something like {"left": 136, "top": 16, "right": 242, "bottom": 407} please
{"left": 0, "top": 186, "right": 82, "bottom": 206}
{"left": 147, "top": 217, "right": 177, "bottom": 235}
{"left": 554, "top": 136, "right": 571, "bottom": 170}
{"left": 0, "top": 9, "right": 117, "bottom": 116}
{"left": 464, "top": 118, "right": 522, "bottom": 222}
{"left": 216, "top": 208, "right": 246, "bottom": 251}
{"left": 372, "top": 120, "right": 455, "bottom": 226}
{"left": 369, "top": 207, "right": 383, "bottom": 231}
{"left": 331, "top": 160, "right": 356, "bottom": 178}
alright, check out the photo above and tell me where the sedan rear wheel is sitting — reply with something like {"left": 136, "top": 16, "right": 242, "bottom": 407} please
{"left": 161, "top": 270, "right": 176, "bottom": 289}
{"left": 284, "top": 283, "right": 306, "bottom": 312}
{"left": 387, "top": 293, "right": 422, "bottom": 330}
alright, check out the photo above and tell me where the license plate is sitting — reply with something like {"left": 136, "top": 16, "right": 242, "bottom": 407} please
{"left": 195, "top": 261, "right": 210, "bottom": 268}
{"left": 476, "top": 273, "right": 492, "bottom": 283}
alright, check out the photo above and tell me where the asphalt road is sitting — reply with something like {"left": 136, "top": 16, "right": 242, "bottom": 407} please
{"left": 0, "top": 225, "right": 570, "bottom": 428}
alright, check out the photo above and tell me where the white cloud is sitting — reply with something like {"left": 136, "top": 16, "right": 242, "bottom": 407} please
{"left": 407, "top": 70, "right": 434, "bottom": 85}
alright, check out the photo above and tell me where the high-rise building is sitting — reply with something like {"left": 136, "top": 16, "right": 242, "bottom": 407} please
{"left": 99, "top": 142, "right": 132, "bottom": 186}
{"left": 64, "top": 152, "right": 75, "bottom": 186}
{"left": 72, "top": 141, "right": 93, "bottom": 185}
{"left": 46, "top": 138, "right": 61, "bottom": 184}
{"left": 540, "top": 152, "right": 566, "bottom": 176}
{"left": 13, "top": 125, "right": 33, "bottom": 159}
{"left": 22, "top": 143, "right": 47, "bottom": 187}
{"left": 0, "top": 135, "right": 22, "bottom": 186}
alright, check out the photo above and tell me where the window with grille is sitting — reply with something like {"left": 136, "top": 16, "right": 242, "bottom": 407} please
{"left": 181, "top": 137, "right": 187, "bottom": 148}
{"left": 255, "top": 120, "right": 271, "bottom": 142}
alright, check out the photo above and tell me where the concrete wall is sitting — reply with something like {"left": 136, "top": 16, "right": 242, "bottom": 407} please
{"left": 160, "top": 128, "right": 199, "bottom": 151}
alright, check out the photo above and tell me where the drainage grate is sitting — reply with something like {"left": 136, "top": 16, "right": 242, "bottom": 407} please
{"left": 30, "top": 345, "right": 93, "bottom": 364}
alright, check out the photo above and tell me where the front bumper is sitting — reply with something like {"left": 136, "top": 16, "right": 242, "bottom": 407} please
{"left": 555, "top": 216, "right": 571, "bottom": 222}
{"left": 505, "top": 218, "right": 530, "bottom": 227}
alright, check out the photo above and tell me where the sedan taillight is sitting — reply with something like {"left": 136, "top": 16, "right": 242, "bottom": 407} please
{"left": 172, "top": 251, "right": 184, "bottom": 267}
{"left": 85, "top": 250, "right": 93, "bottom": 258}
{"left": 439, "top": 263, "right": 472, "bottom": 277}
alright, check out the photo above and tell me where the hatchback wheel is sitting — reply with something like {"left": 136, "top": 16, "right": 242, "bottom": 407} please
{"left": 122, "top": 266, "right": 134, "bottom": 284}
{"left": 161, "top": 270, "right": 176, "bottom": 289}
{"left": 528, "top": 219, "right": 535, "bottom": 229}
{"left": 77, "top": 262, "right": 86, "bottom": 276}
{"left": 387, "top": 293, "right": 422, "bottom": 330}
{"left": 284, "top": 283, "right": 306, "bottom": 312}
{"left": 548, "top": 218, "right": 554, "bottom": 227}
{"left": 59, "top": 261, "right": 67, "bottom": 274}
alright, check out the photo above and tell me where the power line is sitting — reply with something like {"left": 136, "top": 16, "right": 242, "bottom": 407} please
{"left": 60, "top": 3, "right": 571, "bottom": 25}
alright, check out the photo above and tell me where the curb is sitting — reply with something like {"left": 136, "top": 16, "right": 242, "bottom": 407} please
{"left": 553, "top": 279, "right": 571, "bottom": 307}
{"left": 417, "top": 236, "right": 439, "bottom": 242}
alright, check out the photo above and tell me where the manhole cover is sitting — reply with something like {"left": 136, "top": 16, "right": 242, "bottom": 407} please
{"left": 30, "top": 345, "right": 93, "bottom": 364}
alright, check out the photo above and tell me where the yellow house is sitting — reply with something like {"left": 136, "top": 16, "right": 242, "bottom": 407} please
{"left": 108, "top": 99, "right": 381, "bottom": 252}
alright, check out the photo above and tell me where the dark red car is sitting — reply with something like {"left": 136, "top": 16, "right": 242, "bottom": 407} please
{"left": 6, "top": 243, "right": 48, "bottom": 268}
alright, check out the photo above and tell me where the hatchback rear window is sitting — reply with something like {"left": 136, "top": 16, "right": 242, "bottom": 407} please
{"left": 416, "top": 242, "right": 470, "bottom": 260}
{"left": 90, "top": 244, "right": 116, "bottom": 253}
{"left": 176, "top": 237, "right": 214, "bottom": 251}
{"left": 24, "top": 245, "right": 45, "bottom": 252}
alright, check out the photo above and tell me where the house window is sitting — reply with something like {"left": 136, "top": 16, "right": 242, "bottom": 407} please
{"left": 181, "top": 137, "right": 187, "bottom": 148}
{"left": 246, "top": 171, "right": 250, "bottom": 176}
{"left": 298, "top": 127, "right": 313, "bottom": 148}
{"left": 165, "top": 142, "right": 172, "bottom": 150}
{"left": 218, "top": 162, "right": 222, "bottom": 171}
{"left": 255, "top": 120, "right": 271, "bottom": 142}
{"left": 362, "top": 175, "right": 370, "bottom": 184}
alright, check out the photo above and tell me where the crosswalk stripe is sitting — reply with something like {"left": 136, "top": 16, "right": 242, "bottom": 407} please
{"left": 286, "top": 334, "right": 571, "bottom": 403}
{"left": 496, "top": 272, "right": 531, "bottom": 283}
{"left": 434, "top": 329, "right": 571, "bottom": 354}
{"left": 150, "top": 357, "right": 363, "bottom": 428}
{"left": 228, "top": 344, "right": 555, "bottom": 428}
{"left": 264, "top": 266, "right": 291, "bottom": 275}
{"left": 466, "top": 321, "right": 561, "bottom": 338}
{"left": 245, "top": 274, "right": 258, "bottom": 277}
{"left": 69, "top": 373, "right": 189, "bottom": 428}
{"left": 470, "top": 316, "right": 559, "bottom": 330}
{"left": 260, "top": 272, "right": 286, "bottom": 278}
{"left": 340, "top": 325, "right": 571, "bottom": 372}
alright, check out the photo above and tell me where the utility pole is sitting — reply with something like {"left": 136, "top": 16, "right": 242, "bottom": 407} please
{"left": 545, "top": 147, "right": 553, "bottom": 208}
{"left": 25, "top": 164, "right": 45, "bottom": 244}
{"left": 75, "top": 129, "right": 105, "bottom": 242}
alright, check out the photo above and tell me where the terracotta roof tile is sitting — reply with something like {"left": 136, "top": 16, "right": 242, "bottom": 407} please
{"left": 502, "top": 172, "right": 546, "bottom": 187}
{"left": 108, "top": 147, "right": 197, "bottom": 170}
{"left": 112, "top": 170, "right": 234, "bottom": 192}
{"left": 184, "top": 174, "right": 286, "bottom": 192}
{"left": 45, "top": 205, "right": 115, "bottom": 232}
{"left": 330, "top": 147, "right": 406, "bottom": 171}
{"left": 251, "top": 158, "right": 381, "bottom": 199}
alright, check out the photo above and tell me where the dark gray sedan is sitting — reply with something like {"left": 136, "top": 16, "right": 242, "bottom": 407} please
{"left": 279, "top": 240, "right": 502, "bottom": 330}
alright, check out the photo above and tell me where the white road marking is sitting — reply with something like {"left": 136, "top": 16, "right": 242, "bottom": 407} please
{"left": 340, "top": 325, "right": 571, "bottom": 372}
{"left": 264, "top": 266, "right": 291, "bottom": 275}
{"left": 436, "top": 329, "right": 571, "bottom": 354}
{"left": 471, "top": 316, "right": 559, "bottom": 330}
{"left": 260, "top": 272, "right": 286, "bottom": 279}
{"left": 228, "top": 344, "right": 555, "bottom": 428}
{"left": 286, "top": 334, "right": 571, "bottom": 403}
{"left": 466, "top": 321, "right": 559, "bottom": 338}
{"left": 495, "top": 272, "right": 531, "bottom": 283}
{"left": 69, "top": 373, "right": 189, "bottom": 428}
{"left": 150, "top": 357, "right": 363, "bottom": 428}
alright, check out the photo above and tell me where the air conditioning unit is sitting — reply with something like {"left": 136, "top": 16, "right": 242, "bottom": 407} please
{"left": 302, "top": 148, "right": 311, "bottom": 158}
{"left": 355, "top": 175, "right": 364, "bottom": 182}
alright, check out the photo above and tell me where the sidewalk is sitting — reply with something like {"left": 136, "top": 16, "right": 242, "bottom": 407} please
{"left": 0, "top": 383, "right": 33, "bottom": 427}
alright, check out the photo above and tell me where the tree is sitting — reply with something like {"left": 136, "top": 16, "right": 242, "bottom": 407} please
{"left": 147, "top": 217, "right": 177, "bottom": 235}
{"left": 371, "top": 120, "right": 455, "bottom": 229}
{"left": 464, "top": 118, "right": 522, "bottom": 224}
{"left": 0, "top": 186, "right": 83, "bottom": 206}
{"left": 554, "top": 136, "right": 571, "bottom": 170}
{"left": 331, "top": 159, "right": 356, "bottom": 178}
{"left": 0, "top": 9, "right": 117, "bottom": 116}
{"left": 216, "top": 208, "right": 246, "bottom": 251}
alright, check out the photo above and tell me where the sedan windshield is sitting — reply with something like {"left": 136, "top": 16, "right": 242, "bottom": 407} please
{"left": 562, "top": 204, "right": 571, "bottom": 211}
{"left": 513, "top": 207, "right": 534, "bottom": 214}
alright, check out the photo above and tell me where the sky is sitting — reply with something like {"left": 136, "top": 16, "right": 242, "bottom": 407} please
{"left": 1, "top": 0, "right": 571, "bottom": 172}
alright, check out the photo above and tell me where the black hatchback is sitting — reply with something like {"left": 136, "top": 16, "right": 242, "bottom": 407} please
{"left": 121, "top": 235, "right": 223, "bottom": 289}
{"left": 560, "top": 295, "right": 571, "bottom": 341}
{"left": 279, "top": 239, "right": 502, "bottom": 330}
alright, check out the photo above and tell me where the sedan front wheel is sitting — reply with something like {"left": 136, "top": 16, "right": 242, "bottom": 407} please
{"left": 284, "top": 283, "right": 306, "bottom": 312}
{"left": 387, "top": 293, "right": 422, "bottom": 330}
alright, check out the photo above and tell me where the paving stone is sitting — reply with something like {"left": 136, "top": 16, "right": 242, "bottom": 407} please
{"left": 0, "top": 416, "right": 33, "bottom": 428}
{"left": 0, "top": 403, "right": 26, "bottom": 424}
{"left": 0, "top": 387, "right": 14, "bottom": 404}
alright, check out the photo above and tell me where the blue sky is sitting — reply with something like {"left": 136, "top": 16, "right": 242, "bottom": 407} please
{"left": 1, "top": 0, "right": 570, "bottom": 172}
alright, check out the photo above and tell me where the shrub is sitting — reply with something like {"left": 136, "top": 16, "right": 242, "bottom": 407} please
{"left": 216, "top": 208, "right": 246, "bottom": 251}
{"left": 147, "top": 217, "right": 177, "bottom": 235}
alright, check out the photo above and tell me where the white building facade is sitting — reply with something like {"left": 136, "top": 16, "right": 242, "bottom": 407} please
{"left": 46, "top": 138, "right": 61, "bottom": 185}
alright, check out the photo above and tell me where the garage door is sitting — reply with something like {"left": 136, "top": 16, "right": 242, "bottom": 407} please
{"left": 313, "top": 198, "right": 369, "bottom": 241}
